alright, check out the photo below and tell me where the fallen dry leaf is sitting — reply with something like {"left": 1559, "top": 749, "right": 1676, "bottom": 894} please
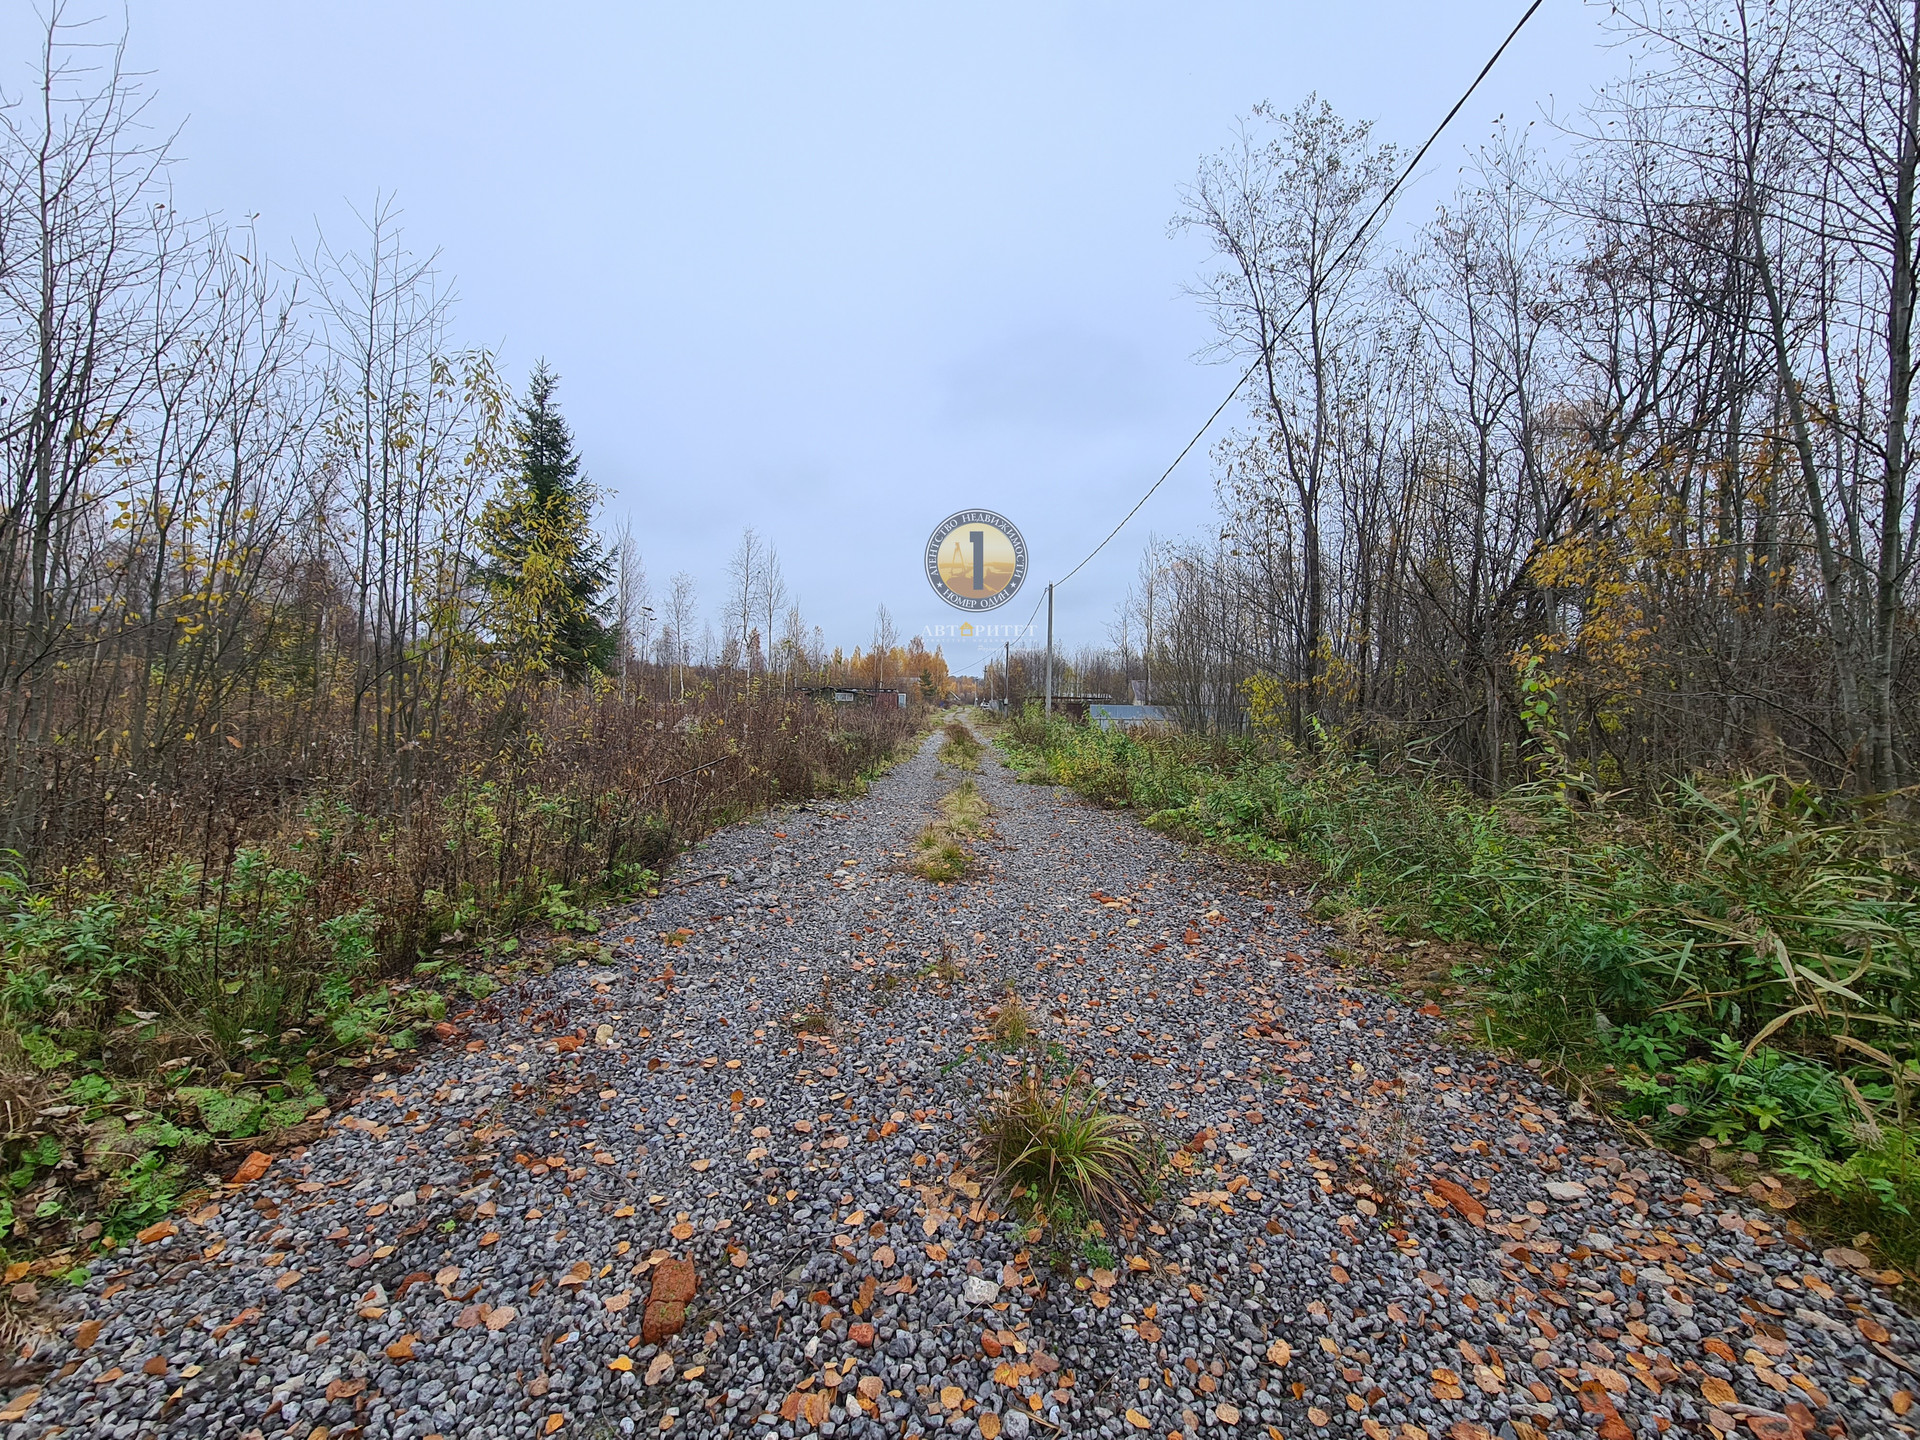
{"left": 0, "top": 1390, "right": 37, "bottom": 1423}
{"left": 1428, "top": 1176, "right": 1486, "bottom": 1225}
{"left": 646, "top": 1351, "right": 675, "bottom": 1385}
{"left": 485, "top": 1304, "right": 517, "bottom": 1331}
{"left": 385, "top": 1333, "right": 419, "bottom": 1361}
{"left": 1699, "top": 1376, "right": 1737, "bottom": 1407}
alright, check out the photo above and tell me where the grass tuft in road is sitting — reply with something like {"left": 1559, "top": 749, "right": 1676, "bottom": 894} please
{"left": 939, "top": 721, "right": 983, "bottom": 771}
{"left": 991, "top": 987, "right": 1034, "bottom": 1048}
{"left": 908, "top": 778, "right": 990, "bottom": 881}
{"left": 982, "top": 1066, "right": 1157, "bottom": 1230}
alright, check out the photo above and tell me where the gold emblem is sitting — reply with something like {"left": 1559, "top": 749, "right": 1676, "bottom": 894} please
{"left": 924, "top": 510, "right": 1027, "bottom": 612}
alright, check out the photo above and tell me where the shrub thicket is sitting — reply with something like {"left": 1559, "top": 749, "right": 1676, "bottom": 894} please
{"left": 0, "top": 686, "right": 908, "bottom": 1251}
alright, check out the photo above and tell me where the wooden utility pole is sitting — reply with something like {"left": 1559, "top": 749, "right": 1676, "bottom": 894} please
{"left": 1044, "top": 584, "right": 1054, "bottom": 716}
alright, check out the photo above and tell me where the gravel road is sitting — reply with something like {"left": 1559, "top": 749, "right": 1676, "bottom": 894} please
{"left": 11, "top": 722, "right": 1917, "bottom": 1440}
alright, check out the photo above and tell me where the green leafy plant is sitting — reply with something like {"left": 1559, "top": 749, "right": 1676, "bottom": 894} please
{"left": 175, "top": 1087, "right": 267, "bottom": 1138}
{"left": 540, "top": 883, "right": 599, "bottom": 933}
{"left": 19, "top": 1032, "right": 75, "bottom": 1071}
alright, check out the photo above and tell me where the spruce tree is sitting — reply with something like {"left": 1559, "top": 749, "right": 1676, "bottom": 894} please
{"left": 480, "top": 362, "right": 615, "bottom": 680}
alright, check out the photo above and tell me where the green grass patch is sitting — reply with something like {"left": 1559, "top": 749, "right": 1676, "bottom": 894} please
{"left": 940, "top": 721, "right": 984, "bottom": 771}
{"left": 909, "top": 778, "right": 991, "bottom": 882}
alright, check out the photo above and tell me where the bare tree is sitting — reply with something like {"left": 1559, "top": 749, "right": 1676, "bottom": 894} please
{"left": 871, "top": 603, "right": 897, "bottom": 688}
{"left": 726, "top": 525, "right": 765, "bottom": 677}
{"left": 662, "top": 569, "right": 698, "bottom": 700}
{"left": 0, "top": 5, "right": 177, "bottom": 840}
{"left": 1178, "top": 96, "right": 1399, "bottom": 734}
{"left": 761, "top": 543, "right": 788, "bottom": 682}
{"left": 611, "top": 519, "right": 650, "bottom": 695}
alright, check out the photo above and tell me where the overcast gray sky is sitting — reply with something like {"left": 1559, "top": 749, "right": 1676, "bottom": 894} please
{"left": 9, "top": 2, "right": 1619, "bottom": 674}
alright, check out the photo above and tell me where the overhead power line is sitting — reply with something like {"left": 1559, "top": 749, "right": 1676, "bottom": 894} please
{"left": 1023, "top": 0, "right": 1548, "bottom": 632}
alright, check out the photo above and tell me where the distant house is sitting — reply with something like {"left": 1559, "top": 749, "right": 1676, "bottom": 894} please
{"left": 1046, "top": 694, "right": 1110, "bottom": 723}
{"left": 802, "top": 686, "right": 908, "bottom": 710}
{"left": 1089, "top": 704, "right": 1176, "bottom": 730}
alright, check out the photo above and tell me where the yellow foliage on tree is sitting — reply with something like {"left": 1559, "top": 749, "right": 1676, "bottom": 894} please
{"left": 1522, "top": 453, "right": 1691, "bottom": 743}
